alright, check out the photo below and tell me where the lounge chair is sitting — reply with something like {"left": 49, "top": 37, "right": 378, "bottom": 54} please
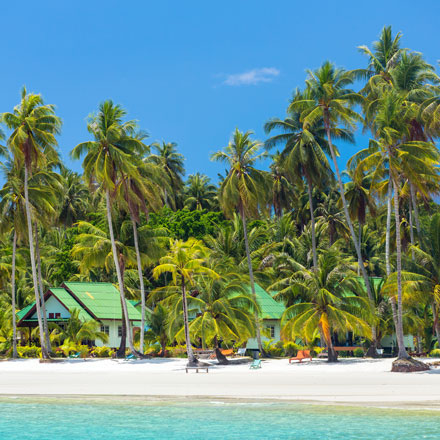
{"left": 237, "top": 348, "right": 247, "bottom": 356}
{"left": 249, "top": 359, "right": 262, "bottom": 369}
{"left": 124, "top": 353, "right": 136, "bottom": 361}
{"left": 69, "top": 352, "right": 81, "bottom": 359}
{"left": 289, "top": 349, "right": 312, "bottom": 363}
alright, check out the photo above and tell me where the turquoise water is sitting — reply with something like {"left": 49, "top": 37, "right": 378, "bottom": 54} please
{"left": 0, "top": 399, "right": 439, "bottom": 439}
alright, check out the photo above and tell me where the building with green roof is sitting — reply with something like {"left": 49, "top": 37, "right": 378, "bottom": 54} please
{"left": 17, "top": 282, "right": 142, "bottom": 348}
{"left": 245, "top": 283, "right": 285, "bottom": 350}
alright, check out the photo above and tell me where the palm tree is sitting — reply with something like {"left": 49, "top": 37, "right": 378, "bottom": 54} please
{"left": 211, "top": 129, "right": 270, "bottom": 355}
{"left": 71, "top": 100, "right": 146, "bottom": 356}
{"left": 58, "top": 309, "right": 109, "bottom": 345}
{"left": 264, "top": 93, "right": 337, "bottom": 268}
{"left": 268, "top": 153, "right": 293, "bottom": 218}
{"left": 150, "top": 141, "right": 185, "bottom": 208}
{"left": 143, "top": 304, "right": 169, "bottom": 356}
{"left": 183, "top": 173, "right": 217, "bottom": 211}
{"left": 289, "top": 61, "right": 382, "bottom": 351}
{"left": 152, "top": 238, "right": 218, "bottom": 366}
{"left": 1, "top": 87, "right": 61, "bottom": 358}
{"left": 281, "top": 252, "right": 372, "bottom": 362}
{"left": 177, "top": 272, "right": 256, "bottom": 364}
{"left": 118, "top": 156, "right": 166, "bottom": 354}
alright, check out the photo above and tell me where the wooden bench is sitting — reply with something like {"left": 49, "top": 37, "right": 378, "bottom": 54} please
{"left": 185, "top": 366, "right": 209, "bottom": 373}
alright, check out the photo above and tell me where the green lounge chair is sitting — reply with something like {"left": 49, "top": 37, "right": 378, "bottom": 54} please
{"left": 69, "top": 352, "right": 81, "bottom": 359}
{"left": 249, "top": 359, "right": 261, "bottom": 369}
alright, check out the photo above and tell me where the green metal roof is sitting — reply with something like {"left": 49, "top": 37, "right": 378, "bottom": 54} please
{"left": 246, "top": 284, "right": 285, "bottom": 320}
{"left": 63, "top": 282, "right": 141, "bottom": 321}
{"left": 50, "top": 288, "right": 94, "bottom": 321}
{"left": 16, "top": 303, "right": 34, "bottom": 321}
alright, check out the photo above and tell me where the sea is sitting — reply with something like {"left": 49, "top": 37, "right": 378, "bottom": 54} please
{"left": 0, "top": 398, "right": 439, "bottom": 439}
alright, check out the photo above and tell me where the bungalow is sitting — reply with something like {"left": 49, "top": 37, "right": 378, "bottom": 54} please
{"left": 17, "top": 282, "right": 142, "bottom": 348}
{"left": 245, "top": 284, "right": 285, "bottom": 351}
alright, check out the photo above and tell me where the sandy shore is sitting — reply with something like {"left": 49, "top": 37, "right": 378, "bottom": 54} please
{"left": 0, "top": 357, "right": 439, "bottom": 408}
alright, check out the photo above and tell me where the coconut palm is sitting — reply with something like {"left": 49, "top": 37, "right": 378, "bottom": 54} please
{"left": 143, "top": 303, "right": 169, "bottom": 356}
{"left": 182, "top": 272, "right": 256, "bottom": 364}
{"left": 71, "top": 100, "right": 148, "bottom": 356}
{"left": 152, "top": 238, "right": 219, "bottom": 366}
{"left": 1, "top": 87, "right": 61, "bottom": 358}
{"left": 211, "top": 129, "right": 270, "bottom": 354}
{"left": 264, "top": 93, "right": 338, "bottom": 267}
{"left": 268, "top": 153, "right": 293, "bottom": 218}
{"left": 150, "top": 141, "right": 185, "bottom": 208}
{"left": 183, "top": 173, "right": 217, "bottom": 211}
{"left": 281, "top": 251, "right": 372, "bottom": 362}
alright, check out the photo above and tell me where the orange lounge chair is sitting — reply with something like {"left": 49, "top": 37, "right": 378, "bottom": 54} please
{"left": 289, "top": 349, "right": 312, "bottom": 363}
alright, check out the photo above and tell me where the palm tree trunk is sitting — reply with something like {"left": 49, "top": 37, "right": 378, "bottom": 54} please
{"left": 105, "top": 189, "right": 136, "bottom": 355}
{"left": 34, "top": 223, "right": 52, "bottom": 353}
{"left": 131, "top": 216, "right": 146, "bottom": 354}
{"left": 23, "top": 164, "right": 48, "bottom": 359}
{"left": 239, "top": 204, "right": 263, "bottom": 355}
{"left": 357, "top": 223, "right": 362, "bottom": 276}
{"left": 392, "top": 177, "right": 410, "bottom": 360}
{"left": 11, "top": 230, "right": 18, "bottom": 359}
{"left": 385, "top": 182, "right": 392, "bottom": 277}
{"left": 117, "top": 295, "right": 127, "bottom": 357}
{"left": 181, "top": 278, "right": 197, "bottom": 365}
{"left": 408, "top": 202, "right": 415, "bottom": 261}
{"left": 324, "top": 120, "right": 377, "bottom": 351}
{"left": 214, "top": 335, "right": 229, "bottom": 365}
{"left": 410, "top": 182, "right": 422, "bottom": 239}
{"left": 432, "top": 303, "right": 440, "bottom": 347}
{"left": 305, "top": 173, "right": 317, "bottom": 269}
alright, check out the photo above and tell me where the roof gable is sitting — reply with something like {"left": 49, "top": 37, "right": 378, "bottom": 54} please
{"left": 62, "top": 282, "right": 141, "bottom": 321}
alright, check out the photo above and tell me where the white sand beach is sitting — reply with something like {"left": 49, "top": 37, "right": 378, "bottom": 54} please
{"left": 0, "top": 357, "right": 439, "bottom": 408}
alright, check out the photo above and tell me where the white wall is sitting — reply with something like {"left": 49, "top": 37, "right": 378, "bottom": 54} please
{"left": 95, "top": 320, "right": 141, "bottom": 348}
{"left": 246, "top": 319, "right": 281, "bottom": 350}
{"left": 31, "top": 295, "right": 70, "bottom": 319}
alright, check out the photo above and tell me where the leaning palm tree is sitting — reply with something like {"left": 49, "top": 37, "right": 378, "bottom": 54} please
{"left": 152, "top": 238, "right": 219, "bottom": 366}
{"left": 289, "top": 62, "right": 380, "bottom": 353}
{"left": 1, "top": 87, "right": 61, "bottom": 358}
{"left": 211, "top": 129, "right": 270, "bottom": 355}
{"left": 118, "top": 155, "right": 166, "bottom": 354}
{"left": 71, "top": 100, "right": 146, "bottom": 356}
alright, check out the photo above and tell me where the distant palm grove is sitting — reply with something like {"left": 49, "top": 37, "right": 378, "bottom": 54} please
{"left": 1, "top": 27, "right": 440, "bottom": 369}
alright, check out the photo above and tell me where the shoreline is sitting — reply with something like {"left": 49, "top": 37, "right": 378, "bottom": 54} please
{"left": 0, "top": 357, "right": 439, "bottom": 410}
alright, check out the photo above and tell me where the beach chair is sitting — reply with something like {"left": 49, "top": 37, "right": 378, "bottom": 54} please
{"left": 237, "top": 348, "right": 247, "bottom": 357}
{"left": 249, "top": 359, "right": 262, "bottom": 369}
{"left": 124, "top": 353, "right": 136, "bottom": 361}
{"left": 68, "top": 352, "right": 81, "bottom": 359}
{"left": 289, "top": 350, "right": 312, "bottom": 363}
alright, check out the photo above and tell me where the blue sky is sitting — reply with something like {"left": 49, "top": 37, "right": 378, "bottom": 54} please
{"left": 2, "top": 1, "right": 439, "bottom": 182}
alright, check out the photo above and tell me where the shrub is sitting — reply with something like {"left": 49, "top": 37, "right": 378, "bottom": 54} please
{"left": 429, "top": 349, "right": 440, "bottom": 358}
{"left": 17, "top": 346, "right": 41, "bottom": 358}
{"left": 263, "top": 340, "right": 284, "bottom": 357}
{"left": 353, "top": 348, "right": 365, "bottom": 358}
{"left": 282, "top": 341, "right": 301, "bottom": 357}
{"left": 167, "top": 345, "right": 187, "bottom": 358}
{"left": 91, "top": 346, "right": 115, "bottom": 358}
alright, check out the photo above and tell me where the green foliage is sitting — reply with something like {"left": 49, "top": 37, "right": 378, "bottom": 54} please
{"left": 429, "top": 349, "right": 440, "bottom": 358}
{"left": 354, "top": 348, "right": 365, "bottom": 357}
{"left": 91, "top": 346, "right": 115, "bottom": 358}
{"left": 17, "top": 345, "right": 41, "bottom": 358}
{"left": 148, "top": 207, "right": 225, "bottom": 240}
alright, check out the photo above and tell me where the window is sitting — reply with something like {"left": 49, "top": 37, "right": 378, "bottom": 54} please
{"left": 118, "top": 326, "right": 123, "bottom": 338}
{"left": 48, "top": 313, "right": 54, "bottom": 319}
{"left": 101, "top": 325, "right": 110, "bottom": 335}
{"left": 267, "top": 326, "right": 275, "bottom": 338}
{"left": 55, "top": 313, "right": 61, "bottom": 319}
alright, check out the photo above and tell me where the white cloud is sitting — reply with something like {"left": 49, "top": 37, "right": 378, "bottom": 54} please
{"left": 223, "top": 67, "right": 280, "bottom": 86}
